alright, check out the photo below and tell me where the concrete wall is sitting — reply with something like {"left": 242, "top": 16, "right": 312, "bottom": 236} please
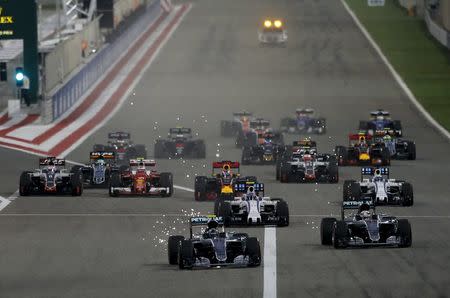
{"left": 44, "top": 17, "right": 102, "bottom": 93}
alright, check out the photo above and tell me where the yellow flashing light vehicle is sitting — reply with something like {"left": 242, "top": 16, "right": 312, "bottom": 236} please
{"left": 259, "top": 18, "right": 287, "bottom": 45}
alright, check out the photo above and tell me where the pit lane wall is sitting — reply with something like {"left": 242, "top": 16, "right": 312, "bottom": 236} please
{"left": 43, "top": 17, "right": 102, "bottom": 94}
{"left": 43, "top": 0, "right": 159, "bottom": 123}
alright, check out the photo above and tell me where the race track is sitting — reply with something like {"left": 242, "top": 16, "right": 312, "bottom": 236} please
{"left": 0, "top": 0, "right": 449, "bottom": 297}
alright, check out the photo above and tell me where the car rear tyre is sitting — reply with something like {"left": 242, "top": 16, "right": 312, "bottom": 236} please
{"left": 407, "top": 141, "right": 416, "bottom": 160}
{"left": 321, "top": 218, "right": 337, "bottom": 245}
{"left": 333, "top": 221, "right": 349, "bottom": 249}
{"left": 245, "top": 237, "right": 261, "bottom": 267}
{"left": 397, "top": 219, "right": 412, "bottom": 247}
{"left": 168, "top": 235, "right": 185, "bottom": 265}
{"left": 19, "top": 171, "right": 33, "bottom": 196}
{"left": 70, "top": 168, "right": 83, "bottom": 196}
{"left": 401, "top": 183, "right": 414, "bottom": 206}
{"left": 217, "top": 201, "right": 232, "bottom": 227}
{"left": 276, "top": 200, "right": 289, "bottom": 227}
{"left": 160, "top": 172, "right": 173, "bottom": 197}
{"left": 179, "top": 240, "right": 195, "bottom": 269}
{"left": 109, "top": 173, "right": 121, "bottom": 197}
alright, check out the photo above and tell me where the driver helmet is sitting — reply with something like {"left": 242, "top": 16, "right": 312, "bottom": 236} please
{"left": 96, "top": 159, "right": 106, "bottom": 166}
{"left": 222, "top": 164, "right": 231, "bottom": 177}
{"left": 360, "top": 210, "right": 371, "bottom": 220}
{"left": 376, "top": 114, "right": 384, "bottom": 121}
{"left": 138, "top": 161, "right": 145, "bottom": 170}
{"left": 204, "top": 219, "right": 219, "bottom": 238}
{"left": 383, "top": 134, "right": 392, "bottom": 142}
{"left": 246, "top": 186, "right": 258, "bottom": 200}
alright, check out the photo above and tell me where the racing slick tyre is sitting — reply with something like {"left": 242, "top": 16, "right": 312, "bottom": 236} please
{"left": 276, "top": 200, "right": 289, "bottom": 227}
{"left": 154, "top": 140, "right": 167, "bottom": 159}
{"left": 109, "top": 173, "right": 122, "bottom": 197}
{"left": 401, "top": 183, "right": 414, "bottom": 206}
{"left": 275, "top": 160, "right": 281, "bottom": 180}
{"left": 407, "top": 141, "right": 416, "bottom": 160}
{"left": 245, "top": 237, "right": 261, "bottom": 267}
{"left": 160, "top": 172, "right": 174, "bottom": 197}
{"left": 70, "top": 168, "right": 83, "bottom": 196}
{"left": 134, "top": 144, "right": 147, "bottom": 159}
{"left": 280, "top": 163, "right": 292, "bottom": 183}
{"left": 194, "top": 176, "right": 207, "bottom": 201}
{"left": 393, "top": 120, "right": 403, "bottom": 137}
{"left": 19, "top": 171, "right": 33, "bottom": 196}
{"left": 327, "top": 160, "right": 339, "bottom": 183}
{"left": 168, "top": 235, "right": 185, "bottom": 265}
{"left": 397, "top": 219, "right": 412, "bottom": 247}
{"left": 342, "top": 180, "right": 356, "bottom": 201}
{"left": 334, "top": 146, "right": 347, "bottom": 166}
{"left": 217, "top": 202, "right": 232, "bottom": 227}
{"left": 321, "top": 218, "right": 337, "bottom": 245}
{"left": 178, "top": 240, "right": 195, "bottom": 269}
{"left": 214, "top": 198, "right": 223, "bottom": 215}
{"left": 333, "top": 221, "right": 349, "bottom": 249}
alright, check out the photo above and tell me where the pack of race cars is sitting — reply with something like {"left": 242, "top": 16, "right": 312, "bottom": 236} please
{"left": 18, "top": 108, "right": 416, "bottom": 269}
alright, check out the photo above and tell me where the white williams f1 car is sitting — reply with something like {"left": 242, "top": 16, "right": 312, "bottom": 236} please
{"left": 217, "top": 183, "right": 289, "bottom": 226}
{"left": 343, "top": 167, "right": 413, "bottom": 206}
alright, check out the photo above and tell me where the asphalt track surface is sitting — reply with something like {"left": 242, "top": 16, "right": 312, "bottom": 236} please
{"left": 1, "top": 0, "right": 450, "bottom": 297}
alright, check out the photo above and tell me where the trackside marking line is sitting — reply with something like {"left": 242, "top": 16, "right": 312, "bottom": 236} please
{"left": 0, "top": 197, "right": 11, "bottom": 212}
{"left": 341, "top": 0, "right": 450, "bottom": 141}
{"left": 173, "top": 185, "right": 195, "bottom": 192}
{"left": 264, "top": 227, "right": 277, "bottom": 298}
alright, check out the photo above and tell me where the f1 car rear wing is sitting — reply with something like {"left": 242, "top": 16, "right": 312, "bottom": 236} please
{"left": 189, "top": 216, "right": 224, "bottom": 238}
{"left": 341, "top": 199, "right": 375, "bottom": 219}
{"left": 250, "top": 119, "right": 270, "bottom": 129}
{"left": 292, "top": 140, "right": 317, "bottom": 148}
{"left": 129, "top": 159, "right": 156, "bottom": 167}
{"left": 349, "top": 133, "right": 372, "bottom": 141}
{"left": 234, "top": 182, "right": 264, "bottom": 195}
{"left": 169, "top": 127, "right": 192, "bottom": 135}
{"left": 90, "top": 151, "right": 115, "bottom": 160}
{"left": 233, "top": 111, "right": 252, "bottom": 117}
{"left": 39, "top": 157, "right": 65, "bottom": 166}
{"left": 108, "top": 132, "right": 130, "bottom": 139}
{"left": 361, "top": 167, "right": 389, "bottom": 179}
{"left": 296, "top": 108, "right": 314, "bottom": 114}
{"left": 370, "top": 110, "right": 390, "bottom": 118}
{"left": 190, "top": 216, "right": 224, "bottom": 226}
{"left": 212, "top": 161, "right": 240, "bottom": 174}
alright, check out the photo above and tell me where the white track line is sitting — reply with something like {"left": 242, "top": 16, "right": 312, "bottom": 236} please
{"left": 264, "top": 227, "right": 277, "bottom": 298}
{"left": 341, "top": 0, "right": 450, "bottom": 140}
{"left": 173, "top": 185, "right": 194, "bottom": 192}
{"left": 0, "top": 190, "right": 20, "bottom": 211}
